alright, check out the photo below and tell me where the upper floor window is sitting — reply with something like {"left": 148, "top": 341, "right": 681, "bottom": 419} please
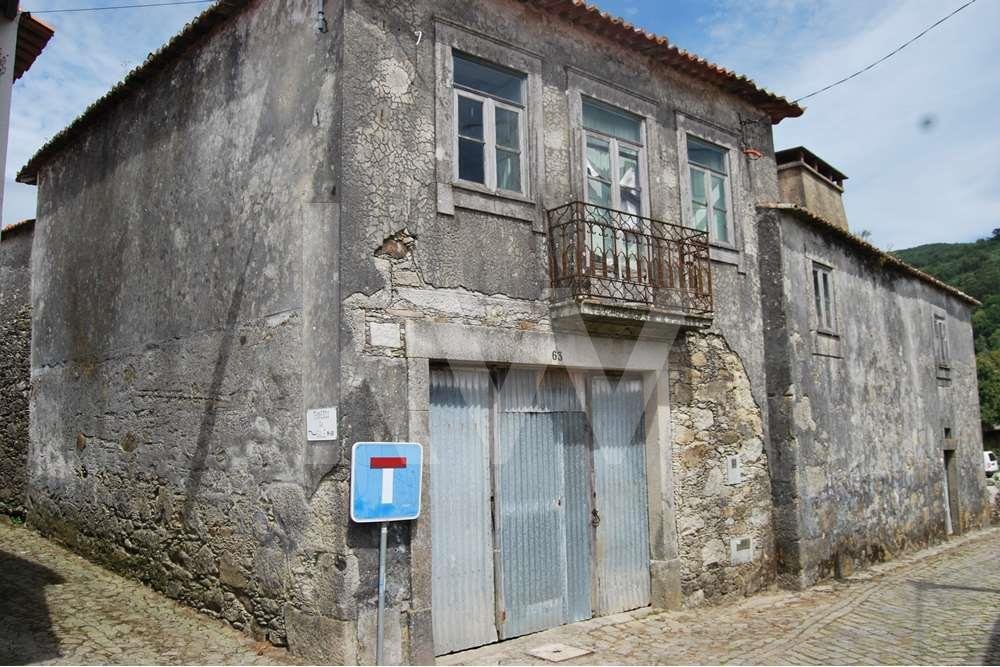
{"left": 812, "top": 262, "right": 835, "bottom": 333}
{"left": 583, "top": 99, "right": 644, "bottom": 215}
{"left": 686, "top": 136, "right": 732, "bottom": 245}
{"left": 934, "top": 314, "right": 950, "bottom": 368}
{"left": 453, "top": 52, "right": 526, "bottom": 195}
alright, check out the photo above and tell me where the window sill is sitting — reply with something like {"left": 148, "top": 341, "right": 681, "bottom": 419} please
{"left": 708, "top": 243, "right": 740, "bottom": 267}
{"left": 453, "top": 180, "right": 534, "bottom": 205}
{"left": 439, "top": 181, "right": 541, "bottom": 228}
{"left": 813, "top": 329, "right": 842, "bottom": 359}
{"left": 707, "top": 242, "right": 746, "bottom": 273}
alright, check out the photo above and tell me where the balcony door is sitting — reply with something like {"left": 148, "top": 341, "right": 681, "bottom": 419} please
{"left": 581, "top": 98, "right": 651, "bottom": 291}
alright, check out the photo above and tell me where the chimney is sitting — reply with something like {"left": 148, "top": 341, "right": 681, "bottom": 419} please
{"left": 775, "top": 147, "right": 849, "bottom": 231}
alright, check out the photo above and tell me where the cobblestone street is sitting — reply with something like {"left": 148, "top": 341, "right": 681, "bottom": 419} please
{"left": 1, "top": 517, "right": 998, "bottom": 665}
{"left": 0, "top": 519, "right": 297, "bottom": 665}
{"left": 444, "top": 527, "right": 1000, "bottom": 666}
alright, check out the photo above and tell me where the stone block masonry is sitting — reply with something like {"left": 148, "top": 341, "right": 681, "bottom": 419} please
{"left": 0, "top": 302, "right": 30, "bottom": 516}
{"left": 1, "top": 222, "right": 33, "bottom": 517}
{"left": 669, "top": 331, "right": 775, "bottom": 604}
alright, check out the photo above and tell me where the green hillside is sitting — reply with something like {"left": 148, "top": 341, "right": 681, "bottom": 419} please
{"left": 895, "top": 229, "right": 1000, "bottom": 426}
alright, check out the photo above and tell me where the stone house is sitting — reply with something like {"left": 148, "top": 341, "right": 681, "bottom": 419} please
{"left": 7, "top": 0, "right": 991, "bottom": 663}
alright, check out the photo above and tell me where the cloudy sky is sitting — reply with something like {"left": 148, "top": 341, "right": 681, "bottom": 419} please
{"left": 5, "top": 0, "right": 999, "bottom": 250}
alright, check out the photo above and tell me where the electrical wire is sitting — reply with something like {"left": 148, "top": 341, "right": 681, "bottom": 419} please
{"left": 27, "top": 0, "right": 212, "bottom": 13}
{"left": 793, "top": 0, "right": 978, "bottom": 104}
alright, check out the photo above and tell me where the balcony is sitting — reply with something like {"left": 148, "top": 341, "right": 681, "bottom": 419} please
{"left": 547, "top": 202, "right": 713, "bottom": 336}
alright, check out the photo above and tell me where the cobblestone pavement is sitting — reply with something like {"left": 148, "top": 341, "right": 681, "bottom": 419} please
{"left": 0, "top": 519, "right": 298, "bottom": 665}
{"left": 443, "top": 527, "right": 1000, "bottom": 665}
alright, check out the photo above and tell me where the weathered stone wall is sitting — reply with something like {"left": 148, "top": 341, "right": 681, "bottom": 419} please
{"left": 669, "top": 331, "right": 774, "bottom": 604}
{"left": 758, "top": 208, "right": 991, "bottom": 588}
{"left": 28, "top": 0, "right": 345, "bottom": 652}
{"left": 28, "top": 0, "right": 791, "bottom": 662}
{"left": 333, "top": 0, "right": 782, "bottom": 659}
{"left": 0, "top": 223, "right": 33, "bottom": 516}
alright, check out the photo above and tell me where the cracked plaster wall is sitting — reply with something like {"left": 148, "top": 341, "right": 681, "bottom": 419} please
{"left": 337, "top": 0, "right": 781, "bottom": 660}
{"left": 27, "top": 0, "right": 347, "bottom": 655}
{"left": 29, "top": 0, "right": 789, "bottom": 662}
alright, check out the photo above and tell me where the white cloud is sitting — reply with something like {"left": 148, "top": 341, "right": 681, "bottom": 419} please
{"left": 6, "top": 1, "right": 999, "bottom": 250}
{"left": 3, "top": 2, "right": 205, "bottom": 226}
{"left": 704, "top": 0, "right": 1000, "bottom": 248}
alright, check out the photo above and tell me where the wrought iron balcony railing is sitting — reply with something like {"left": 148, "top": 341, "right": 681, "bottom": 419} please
{"left": 547, "top": 202, "right": 713, "bottom": 317}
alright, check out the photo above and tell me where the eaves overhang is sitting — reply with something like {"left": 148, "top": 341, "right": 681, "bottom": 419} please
{"left": 759, "top": 203, "right": 980, "bottom": 308}
{"left": 14, "top": 12, "right": 54, "bottom": 82}
{"left": 17, "top": 0, "right": 803, "bottom": 186}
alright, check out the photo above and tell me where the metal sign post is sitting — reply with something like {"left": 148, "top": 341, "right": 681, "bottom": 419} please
{"left": 350, "top": 442, "right": 424, "bottom": 666}
{"left": 377, "top": 522, "right": 388, "bottom": 665}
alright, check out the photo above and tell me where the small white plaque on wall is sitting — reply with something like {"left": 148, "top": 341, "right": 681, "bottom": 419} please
{"left": 726, "top": 454, "right": 742, "bottom": 485}
{"left": 731, "top": 536, "right": 753, "bottom": 564}
{"left": 307, "top": 407, "right": 338, "bottom": 441}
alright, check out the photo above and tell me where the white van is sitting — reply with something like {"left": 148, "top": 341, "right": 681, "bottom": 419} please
{"left": 986, "top": 451, "right": 998, "bottom": 477}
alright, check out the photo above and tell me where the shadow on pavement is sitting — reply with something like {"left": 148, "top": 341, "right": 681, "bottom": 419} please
{"left": 987, "top": 616, "right": 1000, "bottom": 665}
{"left": 0, "top": 549, "right": 65, "bottom": 664}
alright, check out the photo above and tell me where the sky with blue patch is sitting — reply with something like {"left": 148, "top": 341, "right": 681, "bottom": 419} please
{"left": 6, "top": 0, "right": 999, "bottom": 249}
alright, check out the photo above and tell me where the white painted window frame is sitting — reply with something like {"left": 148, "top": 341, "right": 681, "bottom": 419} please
{"left": 675, "top": 112, "right": 745, "bottom": 265}
{"left": 685, "top": 135, "right": 735, "bottom": 247}
{"left": 452, "top": 72, "right": 528, "bottom": 197}
{"left": 581, "top": 100, "right": 647, "bottom": 217}
{"left": 566, "top": 69, "right": 656, "bottom": 221}
{"left": 686, "top": 137, "right": 733, "bottom": 246}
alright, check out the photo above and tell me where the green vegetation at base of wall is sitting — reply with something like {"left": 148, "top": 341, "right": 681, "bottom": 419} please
{"left": 895, "top": 229, "right": 1000, "bottom": 430}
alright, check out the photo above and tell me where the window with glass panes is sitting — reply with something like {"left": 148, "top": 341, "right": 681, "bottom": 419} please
{"left": 583, "top": 99, "right": 644, "bottom": 216}
{"left": 812, "top": 262, "right": 835, "bottom": 332}
{"left": 582, "top": 99, "right": 646, "bottom": 278}
{"left": 686, "top": 137, "right": 732, "bottom": 244}
{"left": 453, "top": 52, "right": 526, "bottom": 194}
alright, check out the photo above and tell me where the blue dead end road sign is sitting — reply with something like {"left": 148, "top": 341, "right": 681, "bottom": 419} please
{"left": 350, "top": 442, "right": 423, "bottom": 523}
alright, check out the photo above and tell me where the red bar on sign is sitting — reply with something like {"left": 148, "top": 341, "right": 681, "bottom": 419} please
{"left": 370, "top": 456, "right": 407, "bottom": 469}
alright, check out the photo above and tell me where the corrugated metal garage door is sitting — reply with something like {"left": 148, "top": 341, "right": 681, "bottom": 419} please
{"left": 591, "top": 374, "right": 651, "bottom": 614}
{"left": 429, "top": 367, "right": 649, "bottom": 654}
{"left": 429, "top": 369, "right": 498, "bottom": 654}
{"left": 494, "top": 369, "right": 591, "bottom": 639}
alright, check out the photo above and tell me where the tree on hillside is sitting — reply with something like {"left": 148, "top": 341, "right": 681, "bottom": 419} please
{"left": 978, "top": 350, "right": 1000, "bottom": 427}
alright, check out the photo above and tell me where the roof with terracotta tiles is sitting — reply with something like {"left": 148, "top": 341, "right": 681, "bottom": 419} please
{"left": 524, "top": 1, "right": 802, "bottom": 123}
{"left": 759, "top": 203, "right": 979, "bottom": 307}
{"left": 1, "top": 218, "right": 36, "bottom": 236}
{"left": 17, "top": 0, "right": 802, "bottom": 185}
{"left": 14, "top": 13, "right": 54, "bottom": 82}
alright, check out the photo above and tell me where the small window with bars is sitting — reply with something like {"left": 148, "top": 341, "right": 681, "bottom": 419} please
{"left": 812, "top": 262, "right": 836, "bottom": 333}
